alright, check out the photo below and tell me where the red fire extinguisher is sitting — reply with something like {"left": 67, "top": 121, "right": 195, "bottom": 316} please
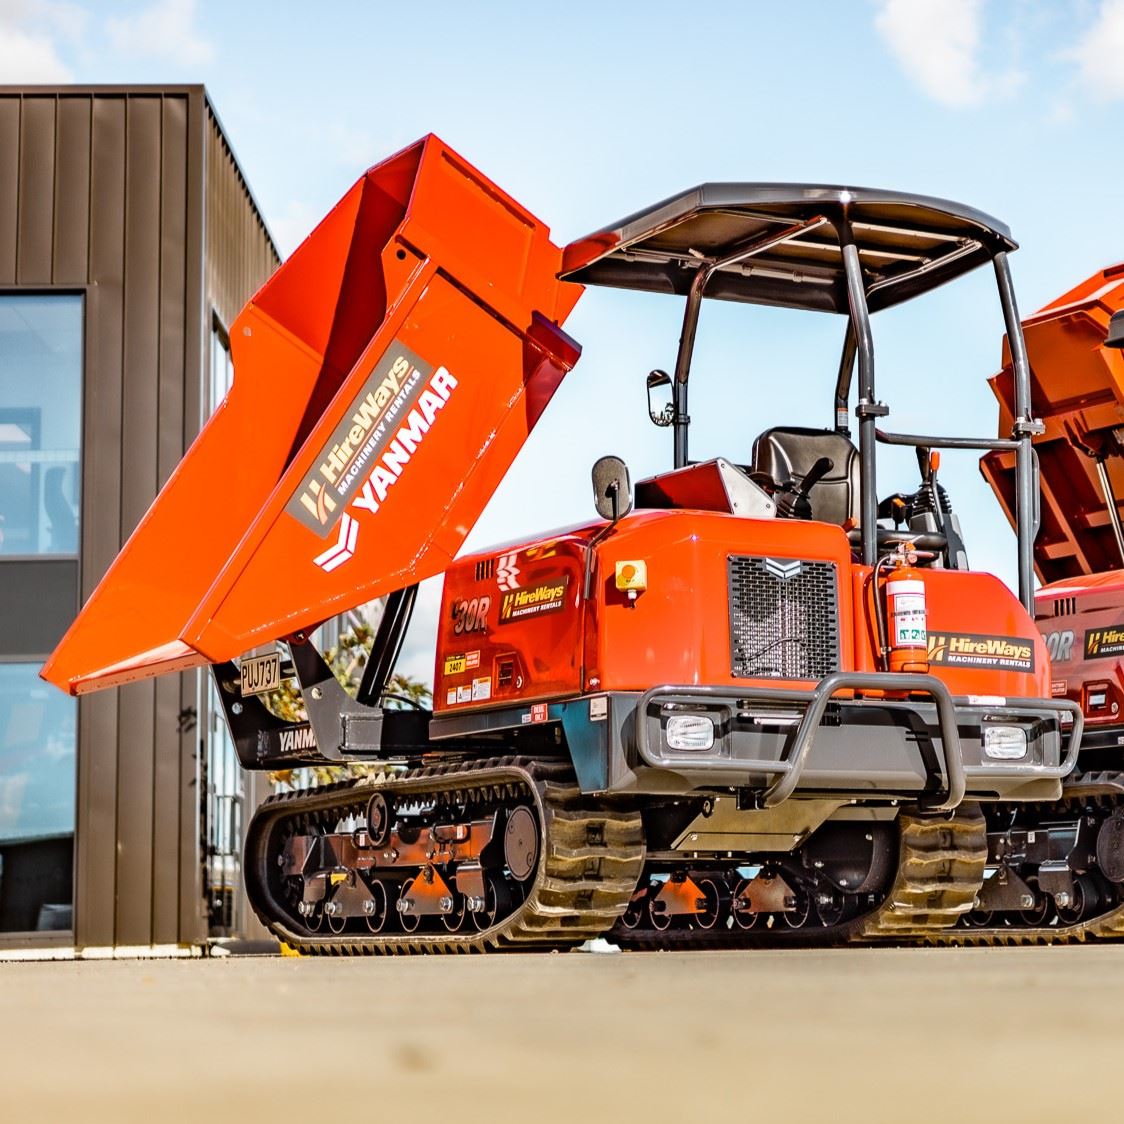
{"left": 884, "top": 551, "right": 929, "bottom": 674}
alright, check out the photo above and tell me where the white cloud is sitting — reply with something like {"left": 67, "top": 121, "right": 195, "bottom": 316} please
{"left": 0, "top": 0, "right": 83, "bottom": 81}
{"left": 873, "top": 0, "right": 1021, "bottom": 108}
{"left": 1067, "top": 0, "right": 1124, "bottom": 100}
{"left": 106, "top": 0, "right": 214, "bottom": 67}
{"left": 0, "top": 26, "right": 70, "bottom": 80}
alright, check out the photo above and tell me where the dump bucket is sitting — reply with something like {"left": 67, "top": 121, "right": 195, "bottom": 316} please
{"left": 982, "top": 265, "right": 1124, "bottom": 582}
{"left": 43, "top": 135, "right": 582, "bottom": 694}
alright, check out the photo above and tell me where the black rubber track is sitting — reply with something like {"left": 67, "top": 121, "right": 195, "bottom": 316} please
{"left": 612, "top": 805, "right": 988, "bottom": 950}
{"left": 244, "top": 757, "right": 646, "bottom": 955}
{"left": 929, "top": 772, "right": 1124, "bottom": 947}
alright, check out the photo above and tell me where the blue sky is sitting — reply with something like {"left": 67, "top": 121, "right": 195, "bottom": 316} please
{"left": 5, "top": 0, "right": 1124, "bottom": 682}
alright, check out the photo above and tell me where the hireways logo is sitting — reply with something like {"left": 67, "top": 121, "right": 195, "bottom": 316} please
{"left": 1086, "top": 626, "right": 1124, "bottom": 659}
{"left": 286, "top": 340, "right": 459, "bottom": 572}
{"left": 927, "top": 631, "right": 1035, "bottom": 673}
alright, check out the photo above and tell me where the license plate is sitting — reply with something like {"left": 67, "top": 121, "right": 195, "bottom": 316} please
{"left": 240, "top": 652, "right": 280, "bottom": 696}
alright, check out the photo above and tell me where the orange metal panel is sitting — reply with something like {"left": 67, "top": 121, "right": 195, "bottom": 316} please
{"left": 1035, "top": 573, "right": 1124, "bottom": 732}
{"left": 437, "top": 510, "right": 860, "bottom": 714}
{"left": 982, "top": 264, "right": 1124, "bottom": 582}
{"left": 43, "top": 135, "right": 582, "bottom": 695}
{"left": 851, "top": 566, "right": 1049, "bottom": 700}
{"left": 591, "top": 513, "right": 855, "bottom": 692}
{"left": 437, "top": 533, "right": 588, "bottom": 712}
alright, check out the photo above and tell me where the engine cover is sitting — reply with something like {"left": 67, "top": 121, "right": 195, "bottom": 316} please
{"left": 436, "top": 533, "right": 589, "bottom": 712}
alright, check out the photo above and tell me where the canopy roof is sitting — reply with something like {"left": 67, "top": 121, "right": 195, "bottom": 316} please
{"left": 561, "top": 184, "right": 1016, "bottom": 313}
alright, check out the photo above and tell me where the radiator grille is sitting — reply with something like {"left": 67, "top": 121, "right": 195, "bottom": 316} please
{"left": 728, "top": 555, "right": 840, "bottom": 680}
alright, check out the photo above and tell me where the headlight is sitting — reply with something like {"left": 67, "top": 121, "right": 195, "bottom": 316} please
{"left": 983, "top": 725, "right": 1028, "bottom": 760}
{"left": 665, "top": 714, "right": 715, "bottom": 751}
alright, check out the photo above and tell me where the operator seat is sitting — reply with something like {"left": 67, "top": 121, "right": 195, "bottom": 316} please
{"left": 752, "top": 427, "right": 860, "bottom": 526}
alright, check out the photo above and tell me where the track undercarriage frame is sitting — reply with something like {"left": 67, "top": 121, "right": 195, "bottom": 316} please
{"left": 234, "top": 642, "right": 1107, "bottom": 953}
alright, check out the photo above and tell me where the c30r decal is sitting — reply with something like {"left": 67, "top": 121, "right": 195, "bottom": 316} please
{"left": 1044, "top": 628, "right": 1075, "bottom": 662}
{"left": 452, "top": 596, "right": 490, "bottom": 635}
{"left": 927, "top": 631, "right": 1035, "bottom": 673}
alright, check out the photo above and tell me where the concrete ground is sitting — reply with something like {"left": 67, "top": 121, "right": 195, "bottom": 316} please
{"left": 1, "top": 945, "right": 1119, "bottom": 1123}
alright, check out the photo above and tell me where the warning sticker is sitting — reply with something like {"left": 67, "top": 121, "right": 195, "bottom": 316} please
{"left": 471, "top": 677, "right": 492, "bottom": 701}
{"left": 891, "top": 594, "right": 927, "bottom": 648}
{"left": 927, "top": 631, "right": 1035, "bottom": 673}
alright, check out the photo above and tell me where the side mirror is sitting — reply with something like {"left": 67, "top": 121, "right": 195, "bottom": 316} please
{"left": 646, "top": 369, "right": 674, "bottom": 427}
{"left": 592, "top": 455, "right": 633, "bottom": 522}
{"left": 1107, "top": 310, "right": 1124, "bottom": 350}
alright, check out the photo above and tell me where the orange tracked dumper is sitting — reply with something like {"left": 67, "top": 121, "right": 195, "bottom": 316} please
{"left": 973, "top": 266, "right": 1124, "bottom": 934}
{"left": 43, "top": 137, "right": 1080, "bottom": 952}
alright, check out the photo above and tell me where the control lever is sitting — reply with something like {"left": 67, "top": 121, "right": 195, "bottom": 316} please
{"left": 877, "top": 494, "right": 910, "bottom": 527}
{"left": 917, "top": 447, "right": 945, "bottom": 534}
{"left": 778, "top": 456, "right": 834, "bottom": 520}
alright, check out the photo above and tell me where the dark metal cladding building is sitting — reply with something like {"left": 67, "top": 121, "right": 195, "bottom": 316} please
{"left": 0, "top": 85, "right": 280, "bottom": 951}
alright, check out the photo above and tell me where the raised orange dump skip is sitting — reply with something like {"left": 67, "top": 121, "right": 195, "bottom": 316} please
{"left": 982, "top": 264, "right": 1124, "bottom": 583}
{"left": 43, "top": 135, "right": 582, "bottom": 695}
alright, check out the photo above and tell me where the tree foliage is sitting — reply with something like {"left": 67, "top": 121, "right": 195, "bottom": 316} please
{"left": 267, "top": 623, "right": 431, "bottom": 788}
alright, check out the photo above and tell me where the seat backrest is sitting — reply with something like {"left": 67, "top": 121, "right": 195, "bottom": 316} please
{"left": 751, "top": 427, "right": 860, "bottom": 526}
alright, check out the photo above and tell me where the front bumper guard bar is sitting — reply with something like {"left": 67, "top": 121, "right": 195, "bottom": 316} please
{"left": 635, "top": 671, "right": 1084, "bottom": 813}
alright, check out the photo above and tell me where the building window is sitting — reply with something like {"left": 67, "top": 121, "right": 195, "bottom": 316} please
{"left": 0, "top": 294, "right": 82, "bottom": 557}
{"left": 0, "top": 662, "right": 75, "bottom": 932}
{"left": 0, "top": 293, "right": 80, "bottom": 934}
{"left": 210, "top": 315, "right": 233, "bottom": 411}
{"left": 203, "top": 317, "right": 243, "bottom": 936}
